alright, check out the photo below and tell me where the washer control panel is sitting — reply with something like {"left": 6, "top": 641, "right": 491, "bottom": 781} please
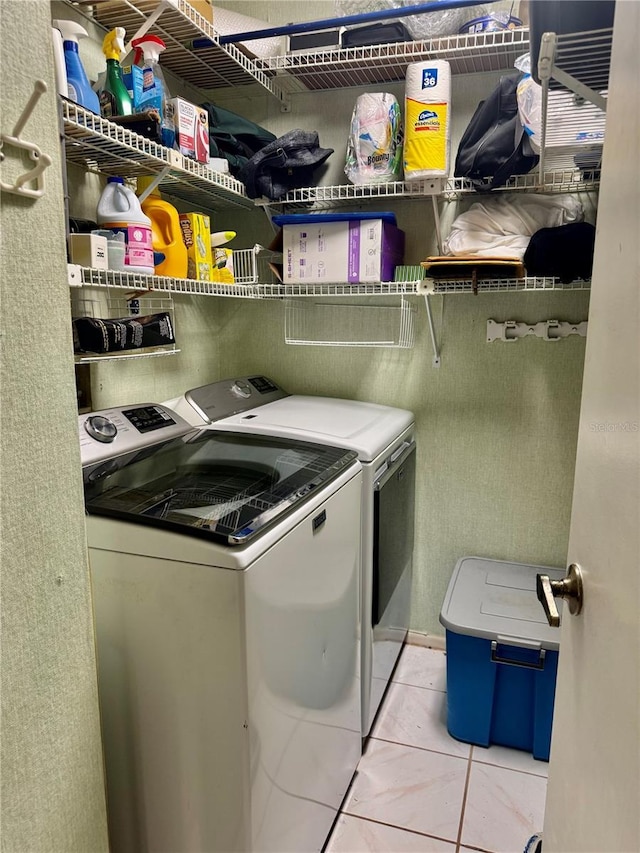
{"left": 185, "top": 376, "right": 287, "bottom": 423}
{"left": 79, "top": 404, "right": 193, "bottom": 467}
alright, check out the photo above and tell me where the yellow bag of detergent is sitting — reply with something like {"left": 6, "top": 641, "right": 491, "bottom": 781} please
{"left": 404, "top": 60, "right": 451, "bottom": 179}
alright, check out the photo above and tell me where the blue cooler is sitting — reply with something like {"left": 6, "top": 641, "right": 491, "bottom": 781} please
{"left": 440, "top": 557, "right": 563, "bottom": 761}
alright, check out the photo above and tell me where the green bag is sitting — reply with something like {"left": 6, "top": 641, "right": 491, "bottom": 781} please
{"left": 200, "top": 102, "right": 276, "bottom": 177}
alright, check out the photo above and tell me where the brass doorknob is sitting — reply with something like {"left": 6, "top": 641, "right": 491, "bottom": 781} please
{"left": 536, "top": 563, "right": 584, "bottom": 627}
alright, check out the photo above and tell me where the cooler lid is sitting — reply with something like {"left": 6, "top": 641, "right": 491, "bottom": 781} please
{"left": 439, "top": 556, "right": 564, "bottom": 650}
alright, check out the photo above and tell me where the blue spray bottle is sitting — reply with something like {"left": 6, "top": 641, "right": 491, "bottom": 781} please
{"left": 131, "top": 35, "right": 175, "bottom": 148}
{"left": 53, "top": 20, "right": 100, "bottom": 114}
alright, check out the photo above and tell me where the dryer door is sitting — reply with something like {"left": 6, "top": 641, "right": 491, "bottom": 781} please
{"left": 370, "top": 440, "right": 416, "bottom": 718}
{"left": 372, "top": 442, "right": 416, "bottom": 628}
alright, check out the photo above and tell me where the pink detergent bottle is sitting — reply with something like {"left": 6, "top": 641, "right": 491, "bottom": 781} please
{"left": 97, "top": 177, "right": 154, "bottom": 274}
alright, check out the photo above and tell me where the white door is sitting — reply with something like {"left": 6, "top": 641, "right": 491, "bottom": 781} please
{"left": 542, "top": 3, "right": 640, "bottom": 852}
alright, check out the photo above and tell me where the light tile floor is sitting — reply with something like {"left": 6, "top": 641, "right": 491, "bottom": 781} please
{"left": 326, "top": 644, "right": 547, "bottom": 853}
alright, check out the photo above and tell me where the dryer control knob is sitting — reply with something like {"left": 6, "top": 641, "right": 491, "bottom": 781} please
{"left": 85, "top": 415, "right": 118, "bottom": 443}
{"left": 231, "top": 380, "right": 252, "bottom": 399}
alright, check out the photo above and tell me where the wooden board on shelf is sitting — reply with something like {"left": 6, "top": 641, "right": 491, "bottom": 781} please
{"left": 421, "top": 255, "right": 525, "bottom": 280}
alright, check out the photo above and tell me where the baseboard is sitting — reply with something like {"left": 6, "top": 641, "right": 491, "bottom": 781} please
{"left": 406, "top": 631, "right": 446, "bottom": 651}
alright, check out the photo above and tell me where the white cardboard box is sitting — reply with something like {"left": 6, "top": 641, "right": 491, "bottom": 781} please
{"left": 69, "top": 233, "right": 109, "bottom": 270}
{"left": 170, "top": 97, "right": 210, "bottom": 164}
{"left": 281, "top": 219, "right": 404, "bottom": 284}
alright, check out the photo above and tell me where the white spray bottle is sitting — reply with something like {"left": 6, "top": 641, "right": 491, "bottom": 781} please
{"left": 51, "top": 27, "right": 68, "bottom": 98}
{"left": 53, "top": 20, "right": 100, "bottom": 114}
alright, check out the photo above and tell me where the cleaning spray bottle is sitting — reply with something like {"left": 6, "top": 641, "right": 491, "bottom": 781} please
{"left": 131, "top": 34, "right": 175, "bottom": 148}
{"left": 136, "top": 176, "right": 188, "bottom": 278}
{"left": 100, "top": 28, "right": 133, "bottom": 118}
{"left": 53, "top": 20, "right": 100, "bottom": 113}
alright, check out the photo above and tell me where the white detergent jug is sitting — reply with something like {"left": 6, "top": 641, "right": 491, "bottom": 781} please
{"left": 97, "top": 177, "right": 154, "bottom": 274}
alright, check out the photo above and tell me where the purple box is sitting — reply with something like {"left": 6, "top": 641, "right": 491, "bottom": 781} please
{"left": 281, "top": 220, "right": 405, "bottom": 284}
{"left": 347, "top": 219, "right": 405, "bottom": 282}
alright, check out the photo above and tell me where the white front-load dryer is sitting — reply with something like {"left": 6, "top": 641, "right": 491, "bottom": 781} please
{"left": 79, "top": 404, "right": 362, "bottom": 852}
{"left": 165, "top": 377, "right": 416, "bottom": 737}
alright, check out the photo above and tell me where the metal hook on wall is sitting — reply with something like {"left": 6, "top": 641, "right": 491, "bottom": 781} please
{"left": 0, "top": 79, "right": 53, "bottom": 200}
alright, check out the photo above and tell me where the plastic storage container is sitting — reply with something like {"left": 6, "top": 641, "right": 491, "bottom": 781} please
{"left": 97, "top": 177, "right": 154, "bottom": 275}
{"left": 440, "top": 556, "right": 563, "bottom": 761}
{"left": 458, "top": 15, "right": 522, "bottom": 35}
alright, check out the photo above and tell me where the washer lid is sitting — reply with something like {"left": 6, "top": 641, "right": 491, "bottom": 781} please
{"left": 83, "top": 429, "right": 358, "bottom": 546}
{"left": 439, "top": 556, "right": 565, "bottom": 650}
{"left": 217, "top": 396, "right": 414, "bottom": 461}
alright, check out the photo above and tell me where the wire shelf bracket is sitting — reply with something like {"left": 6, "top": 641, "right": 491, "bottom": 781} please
{"left": 419, "top": 275, "right": 591, "bottom": 367}
{"left": 424, "top": 294, "right": 441, "bottom": 368}
{"left": 538, "top": 31, "right": 610, "bottom": 112}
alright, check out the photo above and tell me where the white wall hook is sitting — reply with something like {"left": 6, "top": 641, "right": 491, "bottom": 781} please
{"left": 487, "top": 319, "right": 588, "bottom": 343}
{"left": 0, "top": 80, "right": 53, "bottom": 200}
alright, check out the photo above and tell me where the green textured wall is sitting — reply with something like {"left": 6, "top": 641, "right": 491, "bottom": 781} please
{"left": 0, "top": 1, "right": 109, "bottom": 850}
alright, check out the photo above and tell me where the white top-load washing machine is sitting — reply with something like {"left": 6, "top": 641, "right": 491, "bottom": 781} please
{"left": 164, "top": 377, "right": 416, "bottom": 737}
{"left": 79, "top": 403, "right": 363, "bottom": 853}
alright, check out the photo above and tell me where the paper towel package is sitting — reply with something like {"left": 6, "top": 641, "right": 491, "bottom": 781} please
{"left": 404, "top": 60, "right": 452, "bottom": 179}
{"left": 345, "top": 92, "right": 403, "bottom": 184}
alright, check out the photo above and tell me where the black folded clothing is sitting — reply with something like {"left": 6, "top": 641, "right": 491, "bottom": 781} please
{"left": 341, "top": 22, "right": 412, "bottom": 48}
{"left": 524, "top": 222, "right": 596, "bottom": 283}
{"left": 73, "top": 312, "right": 175, "bottom": 354}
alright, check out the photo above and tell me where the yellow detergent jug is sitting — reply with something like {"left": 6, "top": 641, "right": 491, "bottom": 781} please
{"left": 137, "top": 176, "right": 188, "bottom": 278}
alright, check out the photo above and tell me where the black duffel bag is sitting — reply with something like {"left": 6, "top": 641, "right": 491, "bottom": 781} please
{"left": 454, "top": 73, "right": 539, "bottom": 190}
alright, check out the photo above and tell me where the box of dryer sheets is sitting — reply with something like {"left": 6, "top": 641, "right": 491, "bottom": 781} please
{"left": 179, "top": 213, "right": 212, "bottom": 280}
{"left": 272, "top": 213, "right": 404, "bottom": 284}
{"left": 171, "top": 97, "right": 210, "bottom": 164}
{"left": 440, "top": 556, "right": 563, "bottom": 761}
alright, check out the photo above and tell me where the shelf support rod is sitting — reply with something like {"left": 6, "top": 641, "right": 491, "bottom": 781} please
{"left": 137, "top": 166, "right": 172, "bottom": 203}
{"left": 124, "top": 0, "right": 172, "bottom": 57}
{"left": 424, "top": 294, "right": 441, "bottom": 368}
{"left": 548, "top": 66, "right": 607, "bottom": 113}
{"left": 258, "top": 203, "right": 279, "bottom": 234}
{"left": 431, "top": 195, "right": 443, "bottom": 255}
